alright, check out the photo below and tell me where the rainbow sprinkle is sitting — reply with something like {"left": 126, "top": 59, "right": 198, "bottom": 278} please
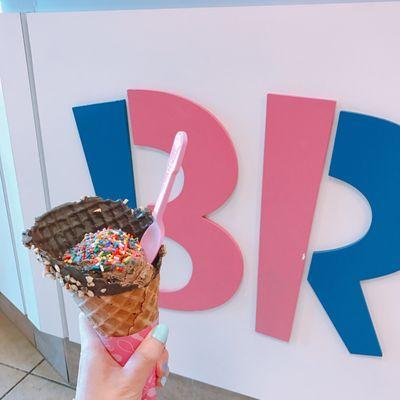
{"left": 63, "top": 228, "right": 143, "bottom": 273}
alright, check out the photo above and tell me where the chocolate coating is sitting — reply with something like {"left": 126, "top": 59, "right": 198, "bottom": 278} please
{"left": 22, "top": 196, "right": 165, "bottom": 296}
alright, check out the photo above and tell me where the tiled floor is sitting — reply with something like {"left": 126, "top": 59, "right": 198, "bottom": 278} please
{"left": 0, "top": 312, "right": 75, "bottom": 400}
{"left": 0, "top": 311, "right": 253, "bottom": 400}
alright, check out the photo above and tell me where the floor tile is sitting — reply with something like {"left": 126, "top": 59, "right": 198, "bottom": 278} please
{"left": 0, "top": 364, "right": 26, "bottom": 397}
{"left": 0, "top": 294, "right": 35, "bottom": 345}
{"left": 3, "top": 375, "right": 75, "bottom": 400}
{"left": 158, "top": 374, "right": 194, "bottom": 400}
{"left": 0, "top": 312, "right": 43, "bottom": 371}
{"left": 158, "top": 373, "right": 255, "bottom": 400}
{"left": 32, "top": 360, "right": 67, "bottom": 385}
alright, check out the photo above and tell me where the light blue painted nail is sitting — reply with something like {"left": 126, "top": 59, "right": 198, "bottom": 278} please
{"left": 152, "top": 324, "right": 169, "bottom": 344}
{"left": 161, "top": 376, "right": 168, "bottom": 387}
{"left": 162, "top": 362, "right": 169, "bottom": 373}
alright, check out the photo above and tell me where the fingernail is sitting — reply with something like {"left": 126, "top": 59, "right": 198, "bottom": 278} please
{"left": 160, "top": 376, "right": 168, "bottom": 386}
{"left": 162, "top": 362, "right": 169, "bottom": 373}
{"left": 152, "top": 324, "right": 169, "bottom": 344}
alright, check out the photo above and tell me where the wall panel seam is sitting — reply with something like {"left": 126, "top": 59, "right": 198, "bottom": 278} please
{"left": 19, "top": 12, "right": 69, "bottom": 339}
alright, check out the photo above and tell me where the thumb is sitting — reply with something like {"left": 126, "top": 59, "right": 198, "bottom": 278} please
{"left": 124, "top": 324, "right": 169, "bottom": 386}
{"left": 78, "top": 312, "right": 105, "bottom": 354}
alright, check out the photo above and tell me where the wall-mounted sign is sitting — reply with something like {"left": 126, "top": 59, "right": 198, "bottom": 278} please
{"left": 73, "top": 90, "right": 399, "bottom": 358}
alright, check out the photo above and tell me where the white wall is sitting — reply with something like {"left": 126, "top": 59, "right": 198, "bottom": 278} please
{"left": 0, "top": 168, "right": 23, "bottom": 312}
{"left": 0, "top": 84, "right": 24, "bottom": 311}
{"left": 21, "top": 3, "right": 400, "bottom": 399}
{"left": 0, "top": 13, "right": 65, "bottom": 337}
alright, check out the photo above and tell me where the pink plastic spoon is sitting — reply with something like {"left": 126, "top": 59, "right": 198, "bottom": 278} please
{"left": 140, "top": 131, "right": 188, "bottom": 263}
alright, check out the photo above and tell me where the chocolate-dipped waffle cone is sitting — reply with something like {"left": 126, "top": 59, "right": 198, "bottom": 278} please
{"left": 75, "top": 274, "right": 160, "bottom": 337}
{"left": 23, "top": 196, "right": 165, "bottom": 337}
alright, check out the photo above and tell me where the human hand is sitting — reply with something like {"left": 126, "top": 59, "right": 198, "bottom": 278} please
{"left": 75, "top": 313, "right": 170, "bottom": 400}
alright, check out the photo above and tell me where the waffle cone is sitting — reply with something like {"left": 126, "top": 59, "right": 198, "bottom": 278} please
{"left": 23, "top": 196, "right": 165, "bottom": 338}
{"left": 23, "top": 196, "right": 165, "bottom": 297}
{"left": 23, "top": 197, "right": 154, "bottom": 260}
{"left": 74, "top": 274, "right": 160, "bottom": 337}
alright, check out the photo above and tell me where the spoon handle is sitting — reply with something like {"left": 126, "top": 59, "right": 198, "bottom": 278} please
{"left": 153, "top": 131, "right": 188, "bottom": 222}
